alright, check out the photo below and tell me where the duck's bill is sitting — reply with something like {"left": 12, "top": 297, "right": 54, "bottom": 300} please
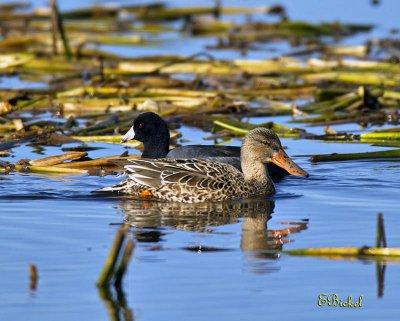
{"left": 271, "top": 149, "right": 309, "bottom": 177}
{"left": 121, "top": 126, "right": 135, "bottom": 143}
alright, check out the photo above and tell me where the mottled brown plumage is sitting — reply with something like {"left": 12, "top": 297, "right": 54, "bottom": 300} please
{"left": 98, "top": 128, "right": 308, "bottom": 202}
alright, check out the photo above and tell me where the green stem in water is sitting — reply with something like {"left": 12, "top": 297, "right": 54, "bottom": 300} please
{"left": 310, "top": 149, "right": 400, "bottom": 162}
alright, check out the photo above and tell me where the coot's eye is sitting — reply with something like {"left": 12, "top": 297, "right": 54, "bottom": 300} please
{"left": 137, "top": 122, "right": 144, "bottom": 129}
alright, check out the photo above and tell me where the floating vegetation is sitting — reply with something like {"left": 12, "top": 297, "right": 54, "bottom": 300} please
{"left": 1, "top": 2, "right": 400, "bottom": 319}
{"left": 283, "top": 214, "right": 400, "bottom": 261}
{"left": 213, "top": 119, "right": 305, "bottom": 138}
{"left": 29, "top": 264, "right": 38, "bottom": 291}
{"left": 28, "top": 151, "right": 87, "bottom": 166}
{"left": 97, "top": 224, "right": 134, "bottom": 287}
{"left": 0, "top": 0, "right": 399, "bottom": 177}
{"left": 96, "top": 225, "right": 135, "bottom": 321}
{"left": 283, "top": 247, "right": 400, "bottom": 260}
{"left": 360, "top": 128, "right": 400, "bottom": 142}
{"left": 310, "top": 149, "right": 400, "bottom": 162}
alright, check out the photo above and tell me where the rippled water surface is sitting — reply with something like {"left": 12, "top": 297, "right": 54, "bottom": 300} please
{"left": 2, "top": 136, "right": 399, "bottom": 321}
{"left": 1, "top": 0, "right": 400, "bottom": 320}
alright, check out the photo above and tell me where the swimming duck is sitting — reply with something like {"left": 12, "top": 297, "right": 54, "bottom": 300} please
{"left": 101, "top": 127, "right": 308, "bottom": 203}
{"left": 121, "top": 111, "right": 287, "bottom": 178}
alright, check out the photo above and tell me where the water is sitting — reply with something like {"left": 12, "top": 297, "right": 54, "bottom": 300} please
{"left": 1, "top": 0, "right": 400, "bottom": 320}
{"left": 1, "top": 134, "right": 399, "bottom": 320}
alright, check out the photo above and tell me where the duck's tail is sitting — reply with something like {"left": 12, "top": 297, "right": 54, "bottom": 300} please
{"left": 93, "top": 180, "right": 129, "bottom": 193}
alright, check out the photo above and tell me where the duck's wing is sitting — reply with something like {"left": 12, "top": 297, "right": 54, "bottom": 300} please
{"left": 124, "top": 158, "right": 239, "bottom": 190}
{"left": 204, "top": 156, "right": 241, "bottom": 171}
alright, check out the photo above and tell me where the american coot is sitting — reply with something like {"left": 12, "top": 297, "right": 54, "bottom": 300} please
{"left": 121, "top": 112, "right": 288, "bottom": 178}
{"left": 101, "top": 128, "right": 309, "bottom": 203}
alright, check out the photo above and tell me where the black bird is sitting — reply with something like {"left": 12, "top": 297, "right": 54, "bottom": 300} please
{"left": 121, "top": 112, "right": 288, "bottom": 179}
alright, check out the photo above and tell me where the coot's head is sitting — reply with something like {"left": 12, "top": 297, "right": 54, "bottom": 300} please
{"left": 121, "top": 112, "right": 170, "bottom": 158}
{"left": 121, "top": 112, "right": 169, "bottom": 143}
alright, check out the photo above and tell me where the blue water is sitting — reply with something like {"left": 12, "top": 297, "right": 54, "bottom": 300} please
{"left": 1, "top": 1, "right": 400, "bottom": 321}
{"left": 1, "top": 134, "right": 399, "bottom": 321}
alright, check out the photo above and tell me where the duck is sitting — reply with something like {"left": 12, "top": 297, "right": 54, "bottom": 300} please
{"left": 121, "top": 111, "right": 288, "bottom": 179}
{"left": 100, "top": 127, "right": 308, "bottom": 203}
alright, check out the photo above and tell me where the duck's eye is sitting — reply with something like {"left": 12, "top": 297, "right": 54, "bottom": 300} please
{"left": 137, "top": 122, "right": 144, "bottom": 129}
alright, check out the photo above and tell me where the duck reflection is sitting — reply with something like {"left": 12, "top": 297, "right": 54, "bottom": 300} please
{"left": 116, "top": 198, "right": 308, "bottom": 272}
{"left": 120, "top": 197, "right": 273, "bottom": 232}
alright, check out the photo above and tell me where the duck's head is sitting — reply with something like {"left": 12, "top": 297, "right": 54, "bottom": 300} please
{"left": 242, "top": 128, "right": 309, "bottom": 177}
{"left": 121, "top": 112, "right": 170, "bottom": 144}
